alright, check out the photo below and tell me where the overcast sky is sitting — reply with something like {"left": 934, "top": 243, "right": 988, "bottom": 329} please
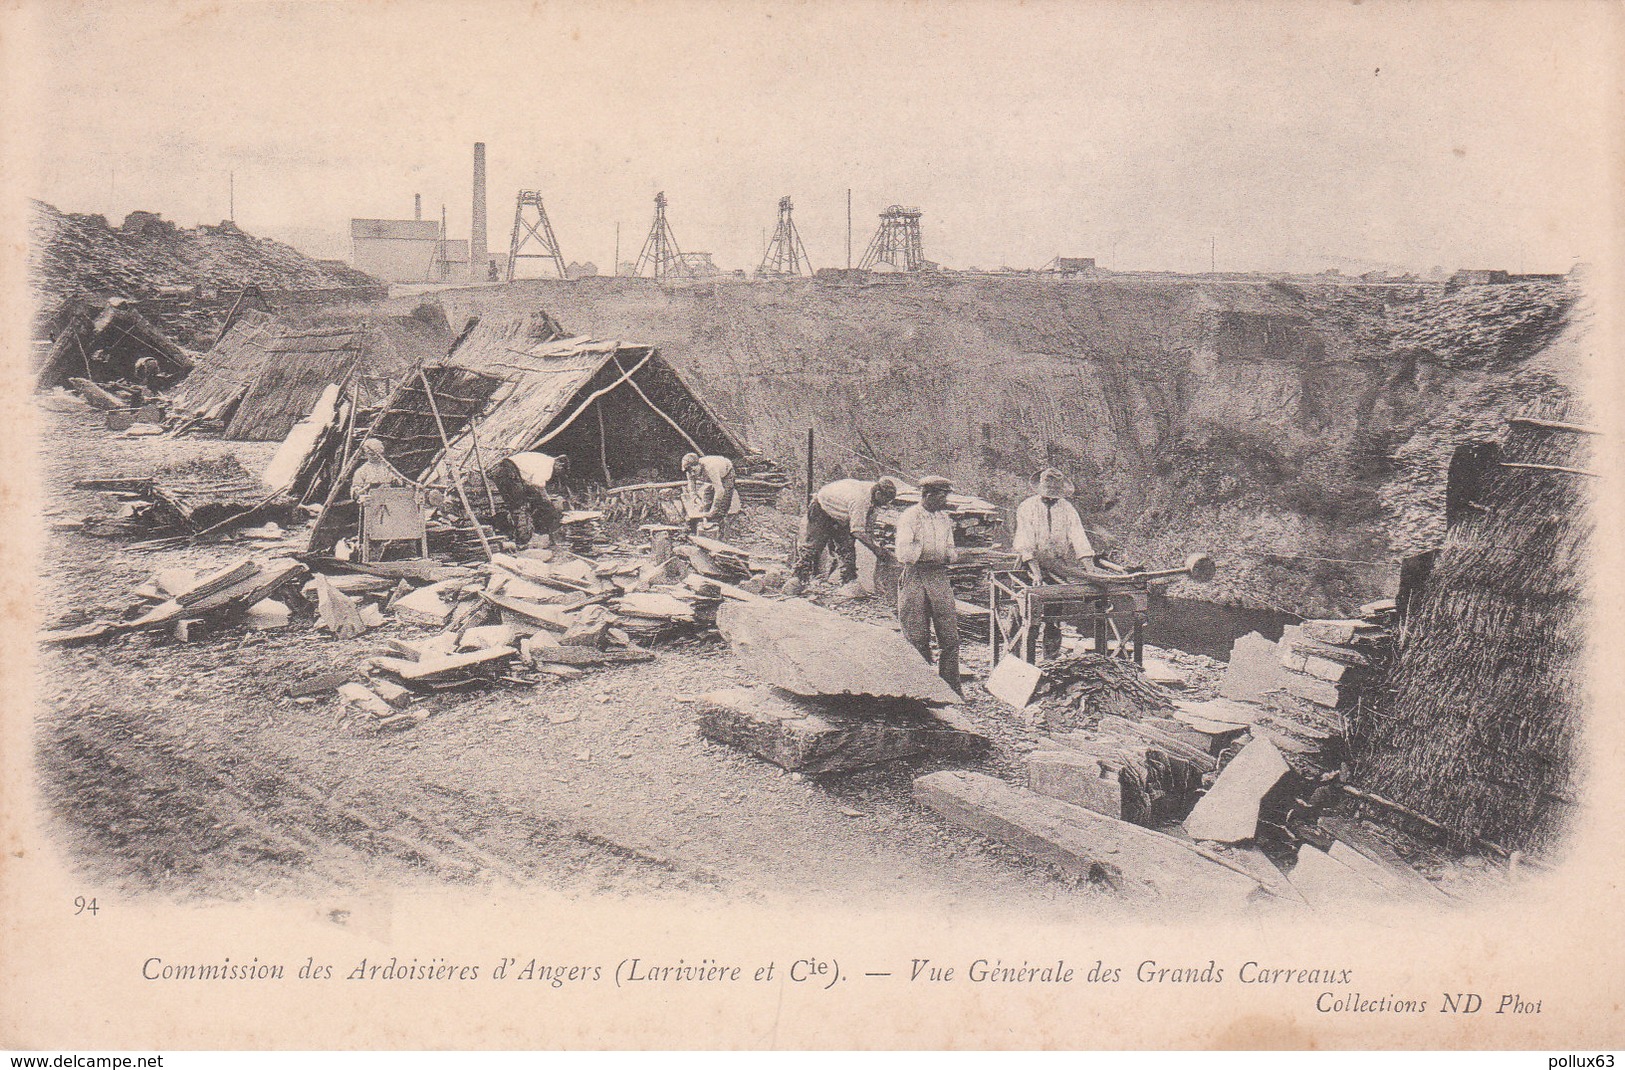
{"left": 15, "top": 0, "right": 1620, "bottom": 275}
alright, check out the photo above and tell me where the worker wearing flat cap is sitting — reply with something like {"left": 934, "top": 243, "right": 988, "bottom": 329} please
{"left": 895, "top": 475, "right": 962, "bottom": 693}
{"left": 681, "top": 451, "right": 740, "bottom": 538}
{"left": 784, "top": 476, "right": 899, "bottom": 596}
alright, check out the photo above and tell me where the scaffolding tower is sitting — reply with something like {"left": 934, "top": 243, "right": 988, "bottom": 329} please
{"left": 858, "top": 205, "right": 925, "bottom": 272}
{"left": 505, "top": 190, "right": 567, "bottom": 281}
{"left": 757, "top": 196, "right": 813, "bottom": 276}
{"left": 634, "top": 192, "right": 692, "bottom": 279}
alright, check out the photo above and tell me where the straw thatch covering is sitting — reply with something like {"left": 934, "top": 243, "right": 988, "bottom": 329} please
{"left": 170, "top": 306, "right": 453, "bottom": 441}
{"left": 423, "top": 310, "right": 748, "bottom": 486}
{"left": 37, "top": 300, "right": 193, "bottom": 389}
{"left": 1347, "top": 398, "right": 1592, "bottom": 854}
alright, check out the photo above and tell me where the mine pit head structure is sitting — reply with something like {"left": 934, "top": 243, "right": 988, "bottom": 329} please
{"left": 758, "top": 196, "right": 813, "bottom": 277}
{"left": 505, "top": 190, "right": 568, "bottom": 282}
{"left": 634, "top": 192, "right": 694, "bottom": 280}
{"left": 859, "top": 205, "right": 925, "bottom": 273}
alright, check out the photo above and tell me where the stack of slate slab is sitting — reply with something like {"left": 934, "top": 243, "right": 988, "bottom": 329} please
{"left": 699, "top": 597, "right": 989, "bottom": 774}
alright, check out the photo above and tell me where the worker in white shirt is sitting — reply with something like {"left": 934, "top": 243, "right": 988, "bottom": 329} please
{"left": 1013, "top": 468, "right": 1103, "bottom": 583}
{"left": 681, "top": 452, "right": 740, "bottom": 537}
{"left": 895, "top": 475, "right": 961, "bottom": 694}
{"left": 1013, "top": 467, "right": 1125, "bottom": 657}
{"left": 491, "top": 451, "right": 571, "bottom": 547}
{"left": 783, "top": 476, "right": 898, "bottom": 596}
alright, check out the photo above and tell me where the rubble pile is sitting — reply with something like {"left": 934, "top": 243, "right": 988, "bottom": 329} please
{"left": 42, "top": 519, "right": 796, "bottom": 737}
{"left": 1026, "top": 652, "right": 1176, "bottom": 730}
{"left": 70, "top": 454, "right": 300, "bottom": 542}
{"left": 30, "top": 200, "right": 383, "bottom": 348}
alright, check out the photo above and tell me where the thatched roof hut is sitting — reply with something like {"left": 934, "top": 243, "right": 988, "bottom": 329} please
{"left": 36, "top": 299, "right": 193, "bottom": 389}
{"left": 1347, "top": 400, "right": 1592, "bottom": 855}
{"left": 170, "top": 306, "right": 453, "bottom": 441}
{"left": 409, "top": 309, "right": 748, "bottom": 486}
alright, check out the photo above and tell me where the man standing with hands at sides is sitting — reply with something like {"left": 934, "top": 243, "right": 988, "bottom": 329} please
{"left": 895, "top": 476, "right": 962, "bottom": 695}
{"left": 783, "top": 476, "right": 899, "bottom": 597}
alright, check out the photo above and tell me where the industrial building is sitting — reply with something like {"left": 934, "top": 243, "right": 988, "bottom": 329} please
{"left": 350, "top": 144, "right": 495, "bottom": 284}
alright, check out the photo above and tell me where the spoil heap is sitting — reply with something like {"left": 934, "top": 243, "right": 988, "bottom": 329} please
{"left": 29, "top": 200, "right": 383, "bottom": 347}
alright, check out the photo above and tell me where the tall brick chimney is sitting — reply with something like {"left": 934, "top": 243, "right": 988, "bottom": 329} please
{"left": 470, "top": 142, "right": 488, "bottom": 281}
{"left": 414, "top": 193, "right": 422, "bottom": 221}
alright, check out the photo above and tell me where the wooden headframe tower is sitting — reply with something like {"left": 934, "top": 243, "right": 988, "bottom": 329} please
{"left": 758, "top": 195, "right": 813, "bottom": 276}
{"left": 858, "top": 204, "right": 925, "bottom": 272}
{"left": 506, "top": 190, "right": 567, "bottom": 281}
{"left": 634, "top": 192, "right": 691, "bottom": 279}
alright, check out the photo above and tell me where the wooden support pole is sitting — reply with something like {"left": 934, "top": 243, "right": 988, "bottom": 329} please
{"left": 596, "top": 399, "right": 612, "bottom": 485}
{"left": 610, "top": 355, "right": 703, "bottom": 454}
{"left": 1498, "top": 462, "right": 1597, "bottom": 478}
{"left": 805, "top": 427, "right": 814, "bottom": 504}
{"left": 531, "top": 350, "right": 655, "bottom": 448}
{"left": 420, "top": 369, "right": 494, "bottom": 561}
{"left": 1508, "top": 416, "right": 1599, "bottom": 435}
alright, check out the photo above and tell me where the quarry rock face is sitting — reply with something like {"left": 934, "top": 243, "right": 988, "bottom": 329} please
{"left": 421, "top": 274, "right": 1584, "bottom": 616}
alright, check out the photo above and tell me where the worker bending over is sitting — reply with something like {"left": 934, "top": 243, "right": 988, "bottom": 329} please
{"left": 895, "top": 475, "right": 961, "bottom": 694}
{"left": 681, "top": 452, "right": 740, "bottom": 538}
{"left": 491, "top": 452, "right": 571, "bottom": 548}
{"left": 783, "top": 476, "right": 898, "bottom": 597}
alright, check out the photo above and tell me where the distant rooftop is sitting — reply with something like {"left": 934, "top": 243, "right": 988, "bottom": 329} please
{"left": 351, "top": 218, "right": 439, "bottom": 241}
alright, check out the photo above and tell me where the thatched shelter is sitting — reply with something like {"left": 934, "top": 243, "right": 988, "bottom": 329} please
{"left": 1347, "top": 400, "right": 1592, "bottom": 855}
{"left": 302, "top": 309, "right": 750, "bottom": 553}
{"left": 169, "top": 305, "right": 453, "bottom": 441}
{"left": 418, "top": 309, "right": 747, "bottom": 486}
{"left": 36, "top": 299, "right": 193, "bottom": 389}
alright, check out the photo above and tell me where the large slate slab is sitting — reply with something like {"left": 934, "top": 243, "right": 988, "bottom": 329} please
{"left": 696, "top": 687, "right": 987, "bottom": 774}
{"left": 717, "top": 598, "right": 962, "bottom": 705}
{"left": 913, "top": 770, "right": 1267, "bottom": 907}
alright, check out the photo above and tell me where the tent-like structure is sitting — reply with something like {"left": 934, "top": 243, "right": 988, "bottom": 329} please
{"left": 303, "top": 309, "right": 751, "bottom": 553}
{"left": 375, "top": 310, "right": 746, "bottom": 486}
{"left": 36, "top": 299, "right": 194, "bottom": 389}
{"left": 169, "top": 306, "right": 454, "bottom": 441}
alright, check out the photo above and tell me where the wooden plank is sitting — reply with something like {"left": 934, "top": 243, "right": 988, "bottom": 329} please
{"left": 913, "top": 771, "right": 1265, "bottom": 906}
{"left": 1097, "top": 715, "right": 1218, "bottom": 773}
{"left": 717, "top": 598, "right": 962, "bottom": 705}
{"left": 182, "top": 561, "right": 308, "bottom": 617}
{"left": 175, "top": 559, "right": 259, "bottom": 606}
{"left": 1172, "top": 698, "right": 1259, "bottom": 730}
{"left": 615, "top": 592, "right": 696, "bottom": 621}
{"left": 1301, "top": 619, "right": 1385, "bottom": 645}
{"left": 1183, "top": 737, "right": 1289, "bottom": 843}
{"left": 480, "top": 590, "right": 576, "bottom": 630}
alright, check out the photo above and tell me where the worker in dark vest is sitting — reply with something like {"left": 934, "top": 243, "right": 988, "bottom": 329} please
{"left": 783, "top": 476, "right": 898, "bottom": 597}
{"left": 491, "top": 452, "right": 571, "bottom": 548}
{"left": 895, "top": 475, "right": 961, "bottom": 694}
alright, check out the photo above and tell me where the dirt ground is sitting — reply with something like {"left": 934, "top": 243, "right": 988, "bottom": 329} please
{"left": 32, "top": 403, "right": 1146, "bottom": 918}
{"left": 33, "top": 402, "right": 1524, "bottom": 916}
